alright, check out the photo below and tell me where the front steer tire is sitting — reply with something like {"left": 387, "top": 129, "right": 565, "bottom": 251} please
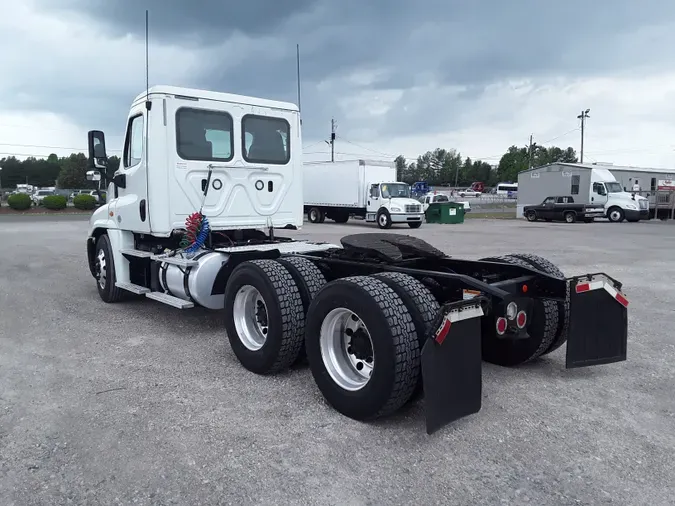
{"left": 305, "top": 276, "right": 420, "bottom": 420}
{"left": 94, "top": 234, "right": 124, "bottom": 303}
{"left": 224, "top": 260, "right": 305, "bottom": 375}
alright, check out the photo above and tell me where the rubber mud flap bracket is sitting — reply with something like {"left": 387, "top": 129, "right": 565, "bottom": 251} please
{"left": 421, "top": 297, "right": 487, "bottom": 435}
{"left": 566, "top": 275, "right": 628, "bottom": 369}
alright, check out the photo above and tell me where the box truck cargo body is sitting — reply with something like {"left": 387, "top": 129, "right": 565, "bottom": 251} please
{"left": 303, "top": 159, "right": 425, "bottom": 228}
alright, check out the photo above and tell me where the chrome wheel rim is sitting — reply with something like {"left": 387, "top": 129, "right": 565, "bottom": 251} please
{"left": 233, "top": 285, "right": 268, "bottom": 351}
{"left": 95, "top": 249, "right": 107, "bottom": 289}
{"left": 319, "top": 308, "right": 374, "bottom": 391}
{"left": 610, "top": 210, "right": 621, "bottom": 221}
{"left": 378, "top": 214, "right": 387, "bottom": 227}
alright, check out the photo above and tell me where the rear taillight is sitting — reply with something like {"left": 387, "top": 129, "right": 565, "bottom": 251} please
{"left": 496, "top": 317, "right": 507, "bottom": 335}
{"left": 516, "top": 310, "right": 527, "bottom": 328}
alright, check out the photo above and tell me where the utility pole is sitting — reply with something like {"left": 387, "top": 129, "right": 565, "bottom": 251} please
{"left": 528, "top": 134, "right": 533, "bottom": 169}
{"left": 577, "top": 109, "right": 590, "bottom": 163}
{"left": 326, "top": 119, "right": 336, "bottom": 162}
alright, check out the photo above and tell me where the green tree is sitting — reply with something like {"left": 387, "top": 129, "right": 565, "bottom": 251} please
{"left": 394, "top": 155, "right": 407, "bottom": 182}
{"left": 56, "top": 153, "right": 90, "bottom": 189}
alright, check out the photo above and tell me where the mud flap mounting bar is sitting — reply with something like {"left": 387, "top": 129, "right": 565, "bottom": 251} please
{"left": 421, "top": 297, "right": 489, "bottom": 435}
{"left": 566, "top": 274, "right": 628, "bottom": 369}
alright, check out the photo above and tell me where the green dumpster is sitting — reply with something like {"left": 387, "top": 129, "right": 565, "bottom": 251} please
{"left": 425, "top": 202, "right": 465, "bottom": 224}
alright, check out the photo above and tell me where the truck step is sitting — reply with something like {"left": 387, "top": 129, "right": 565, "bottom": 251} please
{"left": 150, "top": 254, "right": 199, "bottom": 267}
{"left": 145, "top": 291, "right": 194, "bottom": 309}
{"left": 119, "top": 248, "right": 154, "bottom": 258}
{"left": 115, "top": 282, "right": 150, "bottom": 294}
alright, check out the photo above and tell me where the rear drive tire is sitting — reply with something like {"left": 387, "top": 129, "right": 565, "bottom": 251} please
{"left": 478, "top": 255, "right": 559, "bottom": 366}
{"left": 372, "top": 272, "right": 440, "bottom": 401}
{"left": 305, "top": 276, "right": 420, "bottom": 420}
{"left": 408, "top": 221, "right": 422, "bottom": 228}
{"left": 308, "top": 207, "right": 323, "bottom": 223}
{"left": 526, "top": 210, "right": 537, "bottom": 222}
{"left": 508, "top": 253, "right": 569, "bottom": 356}
{"left": 277, "top": 256, "right": 328, "bottom": 364}
{"left": 94, "top": 234, "right": 124, "bottom": 303}
{"left": 564, "top": 212, "right": 576, "bottom": 223}
{"left": 224, "top": 260, "right": 305, "bottom": 374}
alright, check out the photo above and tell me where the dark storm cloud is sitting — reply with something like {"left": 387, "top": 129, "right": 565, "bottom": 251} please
{"left": 29, "top": 0, "right": 675, "bottom": 143}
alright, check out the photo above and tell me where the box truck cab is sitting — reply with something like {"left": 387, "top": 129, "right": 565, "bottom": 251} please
{"left": 590, "top": 168, "right": 649, "bottom": 222}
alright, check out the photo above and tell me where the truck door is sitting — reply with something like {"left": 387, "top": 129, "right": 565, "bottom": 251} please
{"left": 541, "top": 197, "right": 556, "bottom": 219}
{"left": 113, "top": 107, "right": 151, "bottom": 233}
{"left": 592, "top": 182, "right": 608, "bottom": 207}
{"left": 367, "top": 184, "right": 380, "bottom": 214}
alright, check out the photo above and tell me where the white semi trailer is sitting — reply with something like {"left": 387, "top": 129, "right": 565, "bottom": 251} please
{"left": 83, "top": 85, "right": 630, "bottom": 434}
{"left": 303, "top": 159, "right": 424, "bottom": 228}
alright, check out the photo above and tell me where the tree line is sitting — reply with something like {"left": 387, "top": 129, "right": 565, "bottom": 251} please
{"left": 1, "top": 142, "right": 577, "bottom": 190}
{"left": 0, "top": 154, "right": 120, "bottom": 190}
{"left": 395, "top": 144, "right": 578, "bottom": 186}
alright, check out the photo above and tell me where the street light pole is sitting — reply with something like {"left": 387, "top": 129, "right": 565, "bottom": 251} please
{"left": 577, "top": 109, "right": 590, "bottom": 163}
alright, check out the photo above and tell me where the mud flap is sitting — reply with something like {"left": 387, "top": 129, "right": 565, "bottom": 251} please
{"left": 566, "top": 275, "right": 628, "bottom": 368}
{"left": 421, "top": 297, "right": 488, "bottom": 434}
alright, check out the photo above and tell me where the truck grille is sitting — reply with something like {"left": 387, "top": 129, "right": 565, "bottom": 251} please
{"left": 405, "top": 204, "right": 421, "bottom": 213}
{"left": 638, "top": 200, "right": 648, "bottom": 210}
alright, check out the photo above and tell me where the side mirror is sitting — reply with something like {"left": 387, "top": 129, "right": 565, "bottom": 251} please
{"left": 88, "top": 130, "right": 108, "bottom": 170}
{"left": 86, "top": 170, "right": 102, "bottom": 181}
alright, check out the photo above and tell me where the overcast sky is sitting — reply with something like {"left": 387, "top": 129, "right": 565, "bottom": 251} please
{"left": 2, "top": 0, "right": 675, "bottom": 168}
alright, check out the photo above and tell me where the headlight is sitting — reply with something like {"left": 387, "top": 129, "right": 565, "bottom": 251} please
{"left": 626, "top": 204, "right": 637, "bottom": 210}
{"left": 390, "top": 206, "right": 401, "bottom": 212}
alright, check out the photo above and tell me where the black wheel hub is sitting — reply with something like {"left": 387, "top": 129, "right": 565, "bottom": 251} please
{"left": 347, "top": 328, "right": 373, "bottom": 362}
{"left": 255, "top": 300, "right": 268, "bottom": 327}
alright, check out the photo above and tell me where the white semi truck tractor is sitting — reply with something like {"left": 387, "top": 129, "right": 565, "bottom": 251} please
{"left": 84, "top": 85, "right": 630, "bottom": 434}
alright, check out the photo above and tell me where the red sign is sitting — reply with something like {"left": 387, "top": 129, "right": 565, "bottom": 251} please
{"left": 657, "top": 179, "right": 675, "bottom": 191}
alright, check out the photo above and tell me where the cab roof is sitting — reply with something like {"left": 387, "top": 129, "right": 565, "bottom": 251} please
{"left": 132, "top": 85, "right": 299, "bottom": 112}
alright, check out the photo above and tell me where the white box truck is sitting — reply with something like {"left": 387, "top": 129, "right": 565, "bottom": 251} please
{"left": 303, "top": 159, "right": 425, "bottom": 228}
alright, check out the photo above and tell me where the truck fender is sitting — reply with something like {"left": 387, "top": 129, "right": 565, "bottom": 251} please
{"left": 87, "top": 228, "right": 135, "bottom": 283}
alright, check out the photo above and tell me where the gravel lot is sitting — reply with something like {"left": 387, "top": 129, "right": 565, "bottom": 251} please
{"left": 1, "top": 216, "right": 674, "bottom": 505}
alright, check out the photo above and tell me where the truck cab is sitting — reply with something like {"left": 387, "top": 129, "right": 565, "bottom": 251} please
{"left": 589, "top": 168, "right": 649, "bottom": 222}
{"left": 88, "top": 85, "right": 303, "bottom": 239}
{"left": 366, "top": 182, "right": 424, "bottom": 228}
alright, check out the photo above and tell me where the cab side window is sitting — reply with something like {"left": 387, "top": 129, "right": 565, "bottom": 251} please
{"left": 123, "top": 114, "right": 144, "bottom": 168}
{"left": 370, "top": 184, "right": 380, "bottom": 198}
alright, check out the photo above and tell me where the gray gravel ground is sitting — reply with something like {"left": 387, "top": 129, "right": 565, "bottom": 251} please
{"left": 1, "top": 216, "right": 674, "bottom": 505}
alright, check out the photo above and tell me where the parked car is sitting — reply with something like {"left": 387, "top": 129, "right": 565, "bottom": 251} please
{"left": 32, "top": 189, "right": 55, "bottom": 206}
{"left": 523, "top": 196, "right": 606, "bottom": 223}
{"left": 457, "top": 188, "right": 481, "bottom": 197}
{"left": 418, "top": 192, "right": 471, "bottom": 213}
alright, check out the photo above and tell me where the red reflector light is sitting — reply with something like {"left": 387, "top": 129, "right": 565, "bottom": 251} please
{"left": 434, "top": 318, "right": 451, "bottom": 345}
{"left": 615, "top": 292, "right": 629, "bottom": 308}
{"left": 496, "top": 317, "right": 507, "bottom": 335}
{"left": 521, "top": 284, "right": 528, "bottom": 293}
{"left": 575, "top": 282, "right": 591, "bottom": 293}
{"left": 516, "top": 310, "right": 527, "bottom": 328}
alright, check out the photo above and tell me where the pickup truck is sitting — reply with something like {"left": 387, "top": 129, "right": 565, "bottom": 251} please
{"left": 523, "top": 196, "right": 606, "bottom": 223}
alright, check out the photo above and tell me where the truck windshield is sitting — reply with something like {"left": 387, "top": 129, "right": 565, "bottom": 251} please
{"left": 605, "top": 182, "right": 623, "bottom": 193}
{"left": 381, "top": 183, "right": 411, "bottom": 198}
